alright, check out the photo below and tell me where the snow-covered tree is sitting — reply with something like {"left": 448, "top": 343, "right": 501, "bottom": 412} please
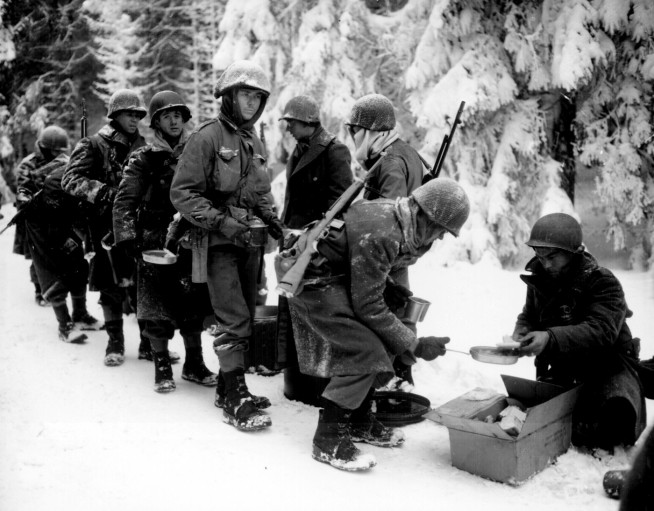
{"left": 83, "top": 0, "right": 145, "bottom": 106}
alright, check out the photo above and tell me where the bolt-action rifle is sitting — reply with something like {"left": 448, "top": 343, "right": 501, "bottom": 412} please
{"left": 77, "top": 98, "right": 95, "bottom": 260}
{"left": 422, "top": 101, "right": 465, "bottom": 184}
{"left": 275, "top": 153, "right": 387, "bottom": 298}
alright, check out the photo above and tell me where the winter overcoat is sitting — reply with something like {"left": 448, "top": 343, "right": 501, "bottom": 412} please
{"left": 288, "top": 200, "right": 419, "bottom": 381}
{"left": 12, "top": 146, "right": 56, "bottom": 257}
{"left": 362, "top": 138, "right": 423, "bottom": 201}
{"left": 63, "top": 124, "right": 146, "bottom": 291}
{"left": 24, "top": 164, "right": 90, "bottom": 301}
{"left": 282, "top": 126, "right": 353, "bottom": 229}
{"left": 515, "top": 251, "right": 646, "bottom": 444}
{"left": 113, "top": 139, "right": 211, "bottom": 323}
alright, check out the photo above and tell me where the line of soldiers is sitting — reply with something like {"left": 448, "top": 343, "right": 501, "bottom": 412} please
{"left": 7, "top": 59, "right": 651, "bottom": 478}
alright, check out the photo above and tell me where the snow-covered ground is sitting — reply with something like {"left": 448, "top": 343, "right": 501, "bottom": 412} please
{"left": 0, "top": 212, "right": 652, "bottom": 511}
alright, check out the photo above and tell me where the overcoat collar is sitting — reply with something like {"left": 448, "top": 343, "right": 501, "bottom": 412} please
{"left": 287, "top": 126, "right": 334, "bottom": 179}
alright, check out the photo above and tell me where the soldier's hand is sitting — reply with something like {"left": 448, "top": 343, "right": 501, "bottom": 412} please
{"left": 518, "top": 331, "right": 550, "bottom": 357}
{"left": 96, "top": 185, "right": 116, "bottom": 205}
{"left": 415, "top": 336, "right": 450, "bottom": 361}
{"left": 268, "top": 217, "right": 285, "bottom": 240}
{"left": 383, "top": 277, "right": 413, "bottom": 312}
{"left": 16, "top": 191, "right": 32, "bottom": 206}
{"left": 221, "top": 216, "right": 249, "bottom": 239}
{"left": 117, "top": 239, "right": 137, "bottom": 261}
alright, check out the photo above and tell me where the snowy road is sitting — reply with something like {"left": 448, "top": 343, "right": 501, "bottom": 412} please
{"left": 0, "top": 216, "right": 651, "bottom": 511}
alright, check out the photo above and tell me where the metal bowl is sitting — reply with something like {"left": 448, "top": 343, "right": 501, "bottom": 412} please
{"left": 469, "top": 346, "right": 520, "bottom": 365}
{"left": 142, "top": 249, "right": 177, "bottom": 265}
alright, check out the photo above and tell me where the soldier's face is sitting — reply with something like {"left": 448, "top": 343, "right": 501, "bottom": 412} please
{"left": 155, "top": 110, "right": 183, "bottom": 139}
{"left": 114, "top": 111, "right": 142, "bottom": 134}
{"left": 284, "top": 119, "right": 313, "bottom": 141}
{"left": 534, "top": 248, "right": 574, "bottom": 278}
{"left": 236, "top": 89, "right": 264, "bottom": 121}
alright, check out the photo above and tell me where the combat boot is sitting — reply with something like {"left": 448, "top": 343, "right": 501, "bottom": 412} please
{"left": 312, "top": 399, "right": 376, "bottom": 472}
{"left": 104, "top": 320, "right": 125, "bottom": 366}
{"left": 138, "top": 336, "right": 180, "bottom": 363}
{"left": 53, "top": 303, "right": 87, "bottom": 343}
{"left": 71, "top": 295, "right": 103, "bottom": 330}
{"left": 182, "top": 346, "right": 218, "bottom": 386}
{"left": 221, "top": 369, "right": 271, "bottom": 431}
{"left": 349, "top": 389, "right": 405, "bottom": 447}
{"left": 153, "top": 351, "right": 176, "bottom": 393}
{"left": 214, "top": 369, "right": 271, "bottom": 409}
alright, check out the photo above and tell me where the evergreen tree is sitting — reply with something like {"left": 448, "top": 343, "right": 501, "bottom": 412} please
{"left": 0, "top": 0, "right": 100, "bottom": 162}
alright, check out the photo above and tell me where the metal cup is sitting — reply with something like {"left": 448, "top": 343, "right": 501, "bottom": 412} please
{"left": 248, "top": 219, "right": 268, "bottom": 247}
{"left": 402, "top": 296, "right": 431, "bottom": 323}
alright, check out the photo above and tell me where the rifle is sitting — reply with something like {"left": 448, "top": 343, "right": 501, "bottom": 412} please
{"left": 275, "top": 153, "right": 387, "bottom": 298}
{"left": 81, "top": 98, "right": 87, "bottom": 139}
{"left": 78, "top": 98, "right": 95, "bottom": 259}
{"left": 0, "top": 199, "right": 34, "bottom": 235}
{"left": 422, "top": 101, "right": 465, "bottom": 184}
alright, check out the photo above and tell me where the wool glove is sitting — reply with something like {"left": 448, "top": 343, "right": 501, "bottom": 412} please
{"left": 414, "top": 336, "right": 450, "bottom": 361}
{"left": 383, "top": 277, "right": 413, "bottom": 312}
{"left": 221, "top": 216, "right": 249, "bottom": 240}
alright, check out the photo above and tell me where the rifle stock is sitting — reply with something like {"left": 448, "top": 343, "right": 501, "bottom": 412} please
{"left": 275, "top": 153, "right": 388, "bottom": 298}
{"left": 276, "top": 179, "right": 365, "bottom": 298}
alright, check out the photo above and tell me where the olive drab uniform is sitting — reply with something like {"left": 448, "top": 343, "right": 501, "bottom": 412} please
{"left": 113, "top": 89, "right": 216, "bottom": 393}
{"left": 171, "top": 60, "right": 283, "bottom": 431}
{"left": 346, "top": 93, "right": 425, "bottom": 388}
{"left": 63, "top": 89, "right": 147, "bottom": 366}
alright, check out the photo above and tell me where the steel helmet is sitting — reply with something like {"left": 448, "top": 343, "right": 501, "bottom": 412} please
{"left": 37, "top": 125, "right": 69, "bottom": 151}
{"left": 107, "top": 89, "right": 147, "bottom": 119}
{"left": 280, "top": 95, "right": 320, "bottom": 124}
{"left": 148, "top": 91, "right": 192, "bottom": 128}
{"left": 526, "top": 213, "right": 583, "bottom": 253}
{"left": 213, "top": 60, "right": 271, "bottom": 99}
{"left": 346, "top": 93, "right": 396, "bottom": 131}
{"left": 411, "top": 178, "right": 470, "bottom": 236}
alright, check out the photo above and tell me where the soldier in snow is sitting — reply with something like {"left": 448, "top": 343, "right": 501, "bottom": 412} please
{"left": 14, "top": 126, "right": 71, "bottom": 307}
{"left": 113, "top": 91, "right": 217, "bottom": 393}
{"left": 63, "top": 89, "right": 159, "bottom": 367}
{"left": 514, "top": 213, "right": 647, "bottom": 451}
{"left": 345, "top": 93, "right": 426, "bottom": 391}
{"left": 19, "top": 126, "right": 102, "bottom": 342}
{"left": 276, "top": 94, "right": 353, "bottom": 382}
{"left": 287, "top": 178, "right": 469, "bottom": 471}
{"left": 171, "top": 60, "right": 284, "bottom": 431}
{"left": 280, "top": 94, "right": 353, "bottom": 229}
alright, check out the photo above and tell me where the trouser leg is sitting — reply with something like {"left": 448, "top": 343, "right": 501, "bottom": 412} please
{"left": 322, "top": 374, "right": 377, "bottom": 411}
{"left": 206, "top": 246, "right": 259, "bottom": 372}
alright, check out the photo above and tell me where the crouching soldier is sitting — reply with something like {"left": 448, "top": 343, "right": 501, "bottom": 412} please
{"left": 285, "top": 178, "right": 470, "bottom": 471}
{"left": 113, "top": 91, "right": 217, "bottom": 393}
{"left": 63, "top": 89, "right": 148, "bottom": 366}
{"left": 514, "top": 213, "right": 647, "bottom": 451}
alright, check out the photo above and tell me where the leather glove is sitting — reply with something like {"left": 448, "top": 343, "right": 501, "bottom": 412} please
{"left": 414, "top": 336, "right": 450, "bottom": 361}
{"left": 221, "top": 216, "right": 249, "bottom": 240}
{"left": 383, "top": 277, "right": 413, "bottom": 312}
{"left": 268, "top": 217, "right": 285, "bottom": 240}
